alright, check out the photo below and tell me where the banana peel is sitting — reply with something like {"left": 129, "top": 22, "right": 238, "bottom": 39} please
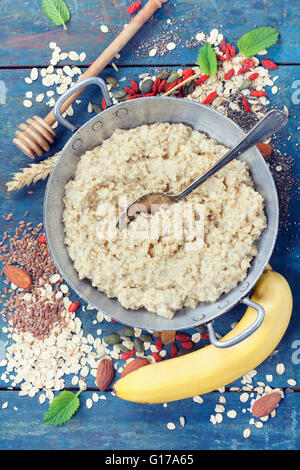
{"left": 114, "top": 267, "right": 293, "bottom": 403}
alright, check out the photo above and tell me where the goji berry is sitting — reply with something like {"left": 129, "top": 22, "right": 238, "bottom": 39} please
{"left": 37, "top": 235, "right": 46, "bottom": 244}
{"left": 158, "top": 79, "right": 166, "bottom": 93}
{"left": 219, "top": 38, "right": 227, "bottom": 53}
{"left": 175, "top": 333, "right": 191, "bottom": 342}
{"left": 242, "top": 59, "right": 255, "bottom": 69}
{"left": 248, "top": 72, "right": 259, "bottom": 81}
{"left": 261, "top": 59, "right": 277, "bottom": 70}
{"left": 125, "top": 86, "right": 136, "bottom": 96}
{"left": 143, "top": 92, "right": 155, "bottom": 96}
{"left": 251, "top": 90, "right": 267, "bottom": 97}
{"left": 171, "top": 343, "right": 178, "bottom": 358}
{"left": 195, "top": 75, "right": 209, "bottom": 86}
{"left": 225, "top": 44, "right": 235, "bottom": 60}
{"left": 202, "top": 90, "right": 217, "bottom": 104}
{"left": 237, "top": 67, "right": 249, "bottom": 75}
{"left": 164, "top": 82, "right": 176, "bottom": 93}
{"left": 177, "top": 92, "right": 183, "bottom": 98}
{"left": 121, "top": 352, "right": 131, "bottom": 360}
{"left": 181, "top": 341, "right": 193, "bottom": 350}
{"left": 242, "top": 97, "right": 251, "bottom": 113}
{"left": 127, "top": 1, "right": 142, "bottom": 14}
{"left": 68, "top": 301, "right": 80, "bottom": 313}
{"left": 130, "top": 78, "right": 140, "bottom": 93}
{"left": 182, "top": 68, "right": 194, "bottom": 79}
{"left": 152, "top": 352, "right": 162, "bottom": 362}
{"left": 152, "top": 78, "right": 161, "bottom": 94}
{"left": 121, "top": 350, "right": 136, "bottom": 360}
{"left": 216, "top": 53, "right": 226, "bottom": 62}
{"left": 111, "top": 319, "right": 116, "bottom": 322}
{"left": 201, "top": 333, "right": 209, "bottom": 340}
{"left": 224, "top": 68, "right": 234, "bottom": 80}
{"left": 156, "top": 337, "right": 163, "bottom": 351}
{"left": 126, "top": 95, "right": 137, "bottom": 100}
{"left": 102, "top": 97, "right": 106, "bottom": 110}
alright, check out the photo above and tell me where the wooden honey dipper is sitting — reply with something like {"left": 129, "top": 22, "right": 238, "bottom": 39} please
{"left": 13, "top": 0, "right": 168, "bottom": 159}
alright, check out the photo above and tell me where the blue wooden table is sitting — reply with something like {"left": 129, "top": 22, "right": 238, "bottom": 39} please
{"left": 0, "top": 0, "right": 299, "bottom": 450}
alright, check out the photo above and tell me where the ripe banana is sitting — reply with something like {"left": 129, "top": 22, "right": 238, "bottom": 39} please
{"left": 114, "top": 267, "right": 293, "bottom": 403}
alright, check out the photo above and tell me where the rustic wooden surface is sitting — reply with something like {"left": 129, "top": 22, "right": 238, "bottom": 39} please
{"left": 0, "top": 0, "right": 299, "bottom": 450}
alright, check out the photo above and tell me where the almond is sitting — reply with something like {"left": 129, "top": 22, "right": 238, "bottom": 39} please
{"left": 121, "top": 358, "right": 150, "bottom": 377}
{"left": 3, "top": 265, "right": 32, "bottom": 289}
{"left": 96, "top": 358, "right": 114, "bottom": 391}
{"left": 256, "top": 142, "right": 272, "bottom": 158}
{"left": 251, "top": 392, "right": 282, "bottom": 418}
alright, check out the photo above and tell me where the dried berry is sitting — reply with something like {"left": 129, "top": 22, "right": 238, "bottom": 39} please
{"left": 261, "top": 59, "right": 277, "bottom": 70}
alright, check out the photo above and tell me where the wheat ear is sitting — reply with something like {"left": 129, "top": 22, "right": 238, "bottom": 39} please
{"left": 6, "top": 152, "right": 60, "bottom": 192}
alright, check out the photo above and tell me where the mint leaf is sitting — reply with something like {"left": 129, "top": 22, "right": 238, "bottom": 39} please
{"left": 42, "top": 0, "right": 70, "bottom": 30}
{"left": 197, "top": 42, "right": 217, "bottom": 76}
{"left": 43, "top": 390, "right": 82, "bottom": 426}
{"left": 238, "top": 27, "right": 279, "bottom": 57}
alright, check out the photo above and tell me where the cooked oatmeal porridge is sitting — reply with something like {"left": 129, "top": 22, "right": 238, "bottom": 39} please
{"left": 63, "top": 122, "right": 266, "bottom": 319}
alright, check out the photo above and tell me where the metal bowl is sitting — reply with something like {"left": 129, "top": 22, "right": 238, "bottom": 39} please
{"left": 44, "top": 77, "right": 279, "bottom": 347}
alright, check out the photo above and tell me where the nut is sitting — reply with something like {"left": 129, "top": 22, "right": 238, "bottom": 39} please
{"left": 256, "top": 143, "right": 272, "bottom": 158}
{"left": 96, "top": 358, "right": 114, "bottom": 391}
{"left": 251, "top": 392, "right": 282, "bottom": 418}
{"left": 121, "top": 358, "right": 150, "bottom": 377}
{"left": 3, "top": 265, "right": 32, "bottom": 289}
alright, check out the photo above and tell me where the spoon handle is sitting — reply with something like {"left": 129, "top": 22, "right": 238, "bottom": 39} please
{"left": 177, "top": 109, "right": 288, "bottom": 200}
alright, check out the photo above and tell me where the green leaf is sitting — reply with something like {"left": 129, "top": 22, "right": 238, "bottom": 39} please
{"left": 42, "top": 0, "right": 70, "bottom": 30}
{"left": 43, "top": 390, "right": 82, "bottom": 426}
{"left": 197, "top": 43, "right": 217, "bottom": 76}
{"left": 238, "top": 27, "right": 279, "bottom": 57}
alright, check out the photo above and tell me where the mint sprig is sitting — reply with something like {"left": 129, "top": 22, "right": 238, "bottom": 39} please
{"left": 42, "top": 0, "right": 70, "bottom": 31}
{"left": 238, "top": 26, "right": 279, "bottom": 57}
{"left": 43, "top": 389, "right": 83, "bottom": 426}
{"left": 197, "top": 42, "right": 217, "bottom": 76}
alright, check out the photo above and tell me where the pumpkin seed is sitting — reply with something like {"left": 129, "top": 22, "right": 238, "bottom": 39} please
{"left": 166, "top": 71, "right": 179, "bottom": 84}
{"left": 139, "top": 334, "right": 153, "bottom": 343}
{"left": 182, "top": 84, "right": 189, "bottom": 97}
{"left": 103, "top": 333, "right": 120, "bottom": 345}
{"left": 240, "top": 79, "right": 251, "bottom": 90}
{"left": 92, "top": 103, "right": 102, "bottom": 114}
{"left": 115, "top": 343, "right": 130, "bottom": 353}
{"left": 111, "top": 88, "right": 127, "bottom": 99}
{"left": 118, "top": 326, "right": 134, "bottom": 337}
{"left": 133, "top": 337, "right": 144, "bottom": 353}
{"left": 187, "top": 81, "right": 195, "bottom": 94}
{"left": 106, "top": 76, "right": 119, "bottom": 88}
{"left": 140, "top": 78, "right": 154, "bottom": 94}
{"left": 157, "top": 71, "right": 169, "bottom": 80}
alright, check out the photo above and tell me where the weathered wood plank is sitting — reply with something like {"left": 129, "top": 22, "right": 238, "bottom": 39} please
{"left": 0, "top": 0, "right": 299, "bottom": 67}
{"left": 0, "top": 389, "right": 300, "bottom": 449}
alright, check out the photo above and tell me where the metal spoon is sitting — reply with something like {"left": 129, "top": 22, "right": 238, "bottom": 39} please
{"left": 117, "top": 109, "right": 288, "bottom": 229}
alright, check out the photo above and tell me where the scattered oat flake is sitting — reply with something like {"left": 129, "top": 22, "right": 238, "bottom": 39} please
{"left": 227, "top": 410, "right": 237, "bottom": 418}
{"left": 276, "top": 363, "right": 285, "bottom": 375}
{"left": 149, "top": 48, "right": 157, "bottom": 57}
{"left": 35, "top": 93, "right": 45, "bottom": 103}
{"left": 243, "top": 428, "right": 251, "bottom": 438}
{"left": 167, "top": 422, "right": 176, "bottom": 430}
{"left": 166, "top": 42, "right": 176, "bottom": 51}
{"left": 23, "top": 99, "right": 32, "bottom": 108}
{"left": 100, "top": 25, "right": 109, "bottom": 33}
{"left": 179, "top": 416, "right": 185, "bottom": 427}
{"left": 193, "top": 395, "right": 203, "bottom": 404}
{"left": 287, "top": 379, "right": 297, "bottom": 386}
{"left": 86, "top": 398, "right": 93, "bottom": 409}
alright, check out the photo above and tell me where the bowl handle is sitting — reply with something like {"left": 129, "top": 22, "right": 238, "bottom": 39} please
{"left": 206, "top": 297, "right": 265, "bottom": 348}
{"left": 53, "top": 77, "right": 113, "bottom": 133}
